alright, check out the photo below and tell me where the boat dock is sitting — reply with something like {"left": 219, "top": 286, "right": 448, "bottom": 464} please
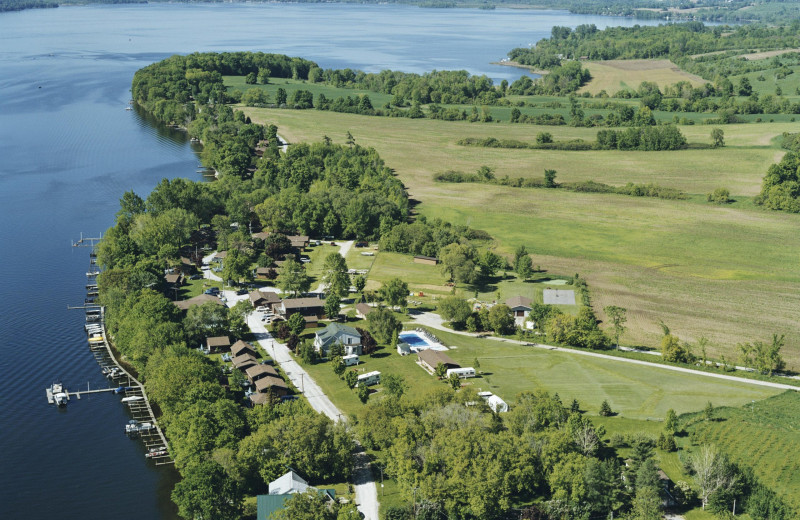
{"left": 52, "top": 234, "right": 174, "bottom": 466}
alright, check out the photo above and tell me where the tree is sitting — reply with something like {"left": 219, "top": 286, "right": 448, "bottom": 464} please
{"left": 513, "top": 245, "right": 528, "bottom": 272}
{"left": 331, "top": 356, "right": 346, "bottom": 377}
{"left": 661, "top": 334, "right": 694, "bottom": 363}
{"left": 357, "top": 383, "right": 370, "bottom": 403}
{"left": 707, "top": 187, "right": 731, "bottom": 204}
{"left": 366, "top": 307, "right": 401, "bottom": 344}
{"left": 324, "top": 295, "right": 341, "bottom": 320}
{"left": 382, "top": 374, "right": 407, "bottom": 399}
{"left": 245, "top": 71, "right": 257, "bottom": 84}
{"left": 380, "top": 278, "right": 408, "bottom": 310}
{"left": 603, "top": 306, "right": 627, "bottom": 348}
{"left": 599, "top": 399, "right": 613, "bottom": 416}
{"left": 221, "top": 247, "right": 252, "bottom": 286}
{"left": 434, "top": 362, "right": 447, "bottom": 379}
{"left": 277, "top": 257, "right": 310, "bottom": 297}
{"left": 664, "top": 408, "right": 679, "bottom": 435}
{"left": 704, "top": 401, "right": 714, "bottom": 421}
{"left": 544, "top": 169, "right": 557, "bottom": 188}
{"left": 321, "top": 252, "right": 350, "bottom": 298}
{"left": 570, "top": 399, "right": 580, "bottom": 413}
{"left": 345, "top": 131, "right": 355, "bottom": 147}
{"left": 473, "top": 357, "right": 481, "bottom": 371}
{"left": 345, "top": 370, "right": 358, "bottom": 389}
{"left": 516, "top": 254, "right": 533, "bottom": 281}
{"left": 437, "top": 296, "right": 471, "bottom": 328}
{"left": 487, "top": 304, "right": 514, "bottom": 335}
{"left": 479, "top": 250, "right": 504, "bottom": 278}
{"left": 172, "top": 459, "right": 243, "bottom": 520}
{"left": 183, "top": 301, "right": 230, "bottom": 345}
{"left": 711, "top": 127, "right": 725, "bottom": 148}
{"left": 358, "top": 328, "right": 377, "bottom": 356}
{"left": 276, "top": 87, "right": 287, "bottom": 105}
{"left": 272, "top": 489, "right": 335, "bottom": 520}
{"left": 353, "top": 274, "right": 366, "bottom": 293}
{"left": 257, "top": 68, "right": 270, "bottom": 84}
{"left": 439, "top": 242, "right": 478, "bottom": 284}
{"left": 287, "top": 312, "right": 306, "bottom": 336}
{"left": 448, "top": 372, "right": 461, "bottom": 391}
{"left": 690, "top": 445, "right": 738, "bottom": 509}
{"left": 738, "top": 334, "right": 786, "bottom": 375}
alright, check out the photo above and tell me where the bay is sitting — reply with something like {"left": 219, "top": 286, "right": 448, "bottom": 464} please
{"left": 0, "top": 5, "right": 661, "bottom": 519}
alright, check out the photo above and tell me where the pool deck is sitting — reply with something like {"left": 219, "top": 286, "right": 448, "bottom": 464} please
{"left": 399, "top": 331, "right": 449, "bottom": 352}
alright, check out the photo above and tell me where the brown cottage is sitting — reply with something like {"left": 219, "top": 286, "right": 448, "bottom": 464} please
{"left": 231, "top": 340, "right": 257, "bottom": 359}
{"left": 173, "top": 293, "right": 224, "bottom": 311}
{"left": 253, "top": 376, "right": 289, "bottom": 396}
{"left": 245, "top": 363, "right": 280, "bottom": 382}
{"left": 232, "top": 353, "right": 259, "bottom": 371}
{"left": 249, "top": 290, "right": 281, "bottom": 309}
{"left": 417, "top": 349, "right": 460, "bottom": 373}
{"left": 206, "top": 336, "right": 232, "bottom": 352}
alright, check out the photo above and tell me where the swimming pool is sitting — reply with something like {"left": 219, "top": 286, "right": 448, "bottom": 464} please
{"left": 399, "top": 332, "right": 429, "bottom": 347}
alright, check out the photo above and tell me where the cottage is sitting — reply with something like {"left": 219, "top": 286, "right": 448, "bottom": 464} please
{"left": 231, "top": 340, "right": 257, "bottom": 359}
{"left": 249, "top": 289, "right": 281, "bottom": 309}
{"left": 173, "top": 293, "right": 224, "bottom": 311}
{"left": 505, "top": 296, "right": 533, "bottom": 318}
{"left": 314, "top": 323, "right": 362, "bottom": 357}
{"left": 252, "top": 231, "right": 271, "bottom": 241}
{"left": 245, "top": 363, "right": 279, "bottom": 382}
{"left": 206, "top": 336, "right": 232, "bottom": 353}
{"left": 286, "top": 235, "right": 310, "bottom": 250}
{"left": 254, "top": 267, "right": 276, "bottom": 280}
{"left": 417, "top": 349, "right": 460, "bottom": 374}
{"left": 413, "top": 255, "right": 438, "bottom": 265}
{"left": 355, "top": 302, "right": 374, "bottom": 319}
{"left": 164, "top": 272, "right": 184, "bottom": 286}
{"left": 277, "top": 297, "right": 324, "bottom": 319}
{"left": 253, "top": 376, "right": 289, "bottom": 396}
{"left": 232, "top": 353, "right": 259, "bottom": 371}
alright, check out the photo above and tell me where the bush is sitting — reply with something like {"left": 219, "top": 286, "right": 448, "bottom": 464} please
{"left": 707, "top": 187, "right": 732, "bottom": 204}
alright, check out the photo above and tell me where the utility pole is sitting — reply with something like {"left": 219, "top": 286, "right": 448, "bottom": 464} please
{"left": 300, "top": 373, "right": 304, "bottom": 393}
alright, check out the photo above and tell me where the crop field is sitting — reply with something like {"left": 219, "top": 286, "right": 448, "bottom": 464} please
{"left": 578, "top": 59, "right": 706, "bottom": 95}
{"left": 242, "top": 108, "right": 800, "bottom": 369}
{"left": 681, "top": 391, "right": 800, "bottom": 511}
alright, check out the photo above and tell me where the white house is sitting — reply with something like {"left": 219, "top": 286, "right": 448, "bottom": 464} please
{"left": 269, "top": 470, "right": 310, "bottom": 495}
{"left": 313, "top": 323, "right": 362, "bottom": 357}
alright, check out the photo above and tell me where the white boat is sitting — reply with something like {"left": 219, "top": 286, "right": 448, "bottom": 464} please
{"left": 50, "top": 383, "right": 68, "bottom": 406}
{"left": 121, "top": 395, "right": 143, "bottom": 403}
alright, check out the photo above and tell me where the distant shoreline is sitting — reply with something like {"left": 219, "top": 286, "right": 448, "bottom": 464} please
{"left": 490, "top": 60, "right": 548, "bottom": 75}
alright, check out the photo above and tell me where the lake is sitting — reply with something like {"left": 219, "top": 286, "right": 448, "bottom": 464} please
{"left": 0, "top": 4, "right": 661, "bottom": 519}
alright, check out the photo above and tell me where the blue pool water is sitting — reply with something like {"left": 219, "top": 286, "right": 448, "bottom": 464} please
{"left": 399, "top": 332, "right": 429, "bottom": 347}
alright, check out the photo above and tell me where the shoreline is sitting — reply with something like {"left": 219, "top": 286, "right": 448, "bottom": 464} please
{"left": 491, "top": 60, "right": 548, "bottom": 75}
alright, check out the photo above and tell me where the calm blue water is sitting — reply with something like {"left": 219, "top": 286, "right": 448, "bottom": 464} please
{"left": 0, "top": 5, "right": 662, "bottom": 519}
{"left": 399, "top": 332, "right": 429, "bottom": 347}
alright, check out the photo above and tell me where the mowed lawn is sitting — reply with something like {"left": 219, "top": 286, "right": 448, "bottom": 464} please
{"left": 243, "top": 108, "right": 800, "bottom": 369}
{"left": 434, "top": 330, "right": 781, "bottom": 420}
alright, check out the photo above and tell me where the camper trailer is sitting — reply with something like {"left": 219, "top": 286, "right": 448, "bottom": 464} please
{"left": 446, "top": 367, "right": 476, "bottom": 379}
{"left": 342, "top": 354, "right": 360, "bottom": 366}
{"left": 356, "top": 371, "right": 381, "bottom": 387}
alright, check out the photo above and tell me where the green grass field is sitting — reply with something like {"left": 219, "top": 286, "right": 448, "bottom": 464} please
{"left": 681, "top": 391, "right": 800, "bottom": 511}
{"left": 241, "top": 106, "right": 800, "bottom": 370}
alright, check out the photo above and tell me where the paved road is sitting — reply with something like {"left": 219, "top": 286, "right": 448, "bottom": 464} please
{"left": 222, "top": 289, "right": 379, "bottom": 519}
{"left": 411, "top": 311, "right": 800, "bottom": 392}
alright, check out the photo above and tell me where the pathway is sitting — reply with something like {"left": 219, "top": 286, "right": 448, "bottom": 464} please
{"left": 410, "top": 311, "right": 800, "bottom": 392}
{"left": 221, "top": 289, "right": 379, "bottom": 519}
{"left": 311, "top": 240, "right": 354, "bottom": 294}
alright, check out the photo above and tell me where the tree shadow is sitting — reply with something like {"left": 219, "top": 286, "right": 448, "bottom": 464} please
{"left": 370, "top": 352, "right": 391, "bottom": 359}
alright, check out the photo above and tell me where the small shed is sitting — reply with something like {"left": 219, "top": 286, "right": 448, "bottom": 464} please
{"left": 355, "top": 302, "right": 374, "bottom": 319}
{"left": 413, "top": 255, "right": 438, "bottom": 265}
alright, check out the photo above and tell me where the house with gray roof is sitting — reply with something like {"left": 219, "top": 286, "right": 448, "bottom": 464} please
{"left": 313, "top": 323, "right": 362, "bottom": 357}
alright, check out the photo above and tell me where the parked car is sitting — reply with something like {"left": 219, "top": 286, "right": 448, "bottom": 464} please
{"left": 189, "top": 274, "right": 201, "bottom": 280}
{"left": 204, "top": 287, "right": 219, "bottom": 295}
{"left": 236, "top": 288, "right": 247, "bottom": 295}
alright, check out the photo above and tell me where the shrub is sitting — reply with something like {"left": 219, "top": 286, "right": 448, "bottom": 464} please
{"left": 707, "top": 187, "right": 732, "bottom": 204}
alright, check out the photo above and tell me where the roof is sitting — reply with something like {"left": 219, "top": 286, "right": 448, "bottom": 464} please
{"left": 257, "top": 494, "right": 291, "bottom": 520}
{"left": 255, "top": 267, "right": 272, "bottom": 275}
{"left": 252, "top": 231, "right": 271, "bottom": 241}
{"left": 287, "top": 235, "right": 309, "bottom": 247}
{"left": 232, "top": 353, "right": 258, "bottom": 369}
{"left": 269, "top": 470, "right": 309, "bottom": 495}
{"left": 207, "top": 336, "right": 232, "bottom": 348}
{"left": 165, "top": 273, "right": 182, "bottom": 284}
{"left": 417, "top": 349, "right": 460, "bottom": 369}
{"left": 215, "top": 250, "right": 227, "bottom": 259}
{"left": 245, "top": 364, "right": 279, "bottom": 380}
{"left": 254, "top": 376, "right": 289, "bottom": 393}
{"left": 180, "top": 256, "right": 193, "bottom": 266}
{"left": 315, "top": 323, "right": 361, "bottom": 347}
{"left": 356, "top": 303, "right": 374, "bottom": 316}
{"left": 249, "top": 290, "right": 280, "bottom": 306}
{"left": 506, "top": 295, "right": 533, "bottom": 309}
{"left": 281, "top": 297, "right": 324, "bottom": 310}
{"left": 173, "top": 293, "right": 223, "bottom": 311}
{"left": 231, "top": 340, "right": 256, "bottom": 358}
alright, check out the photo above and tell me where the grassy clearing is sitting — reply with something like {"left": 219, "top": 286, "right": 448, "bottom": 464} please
{"left": 680, "top": 391, "right": 800, "bottom": 511}
{"left": 365, "top": 252, "right": 450, "bottom": 295}
{"left": 732, "top": 62, "right": 800, "bottom": 100}
{"left": 578, "top": 59, "right": 707, "bottom": 95}
{"left": 468, "top": 274, "right": 582, "bottom": 316}
{"left": 224, "top": 76, "right": 393, "bottom": 106}
{"left": 242, "top": 108, "right": 800, "bottom": 369}
{"left": 344, "top": 243, "right": 378, "bottom": 272}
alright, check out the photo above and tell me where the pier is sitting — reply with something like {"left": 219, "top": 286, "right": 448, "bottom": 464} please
{"left": 52, "top": 234, "right": 175, "bottom": 466}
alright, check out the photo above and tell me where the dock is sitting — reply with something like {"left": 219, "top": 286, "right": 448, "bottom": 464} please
{"left": 45, "top": 385, "right": 116, "bottom": 404}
